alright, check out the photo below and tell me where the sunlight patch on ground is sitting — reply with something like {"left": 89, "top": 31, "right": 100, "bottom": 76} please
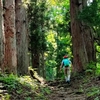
{"left": 19, "top": 75, "right": 38, "bottom": 89}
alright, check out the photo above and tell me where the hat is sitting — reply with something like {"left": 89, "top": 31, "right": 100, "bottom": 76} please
{"left": 63, "top": 55, "right": 68, "bottom": 58}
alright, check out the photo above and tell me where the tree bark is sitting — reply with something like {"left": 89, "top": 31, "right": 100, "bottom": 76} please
{"left": 0, "top": 0, "right": 5, "bottom": 71}
{"left": 40, "top": 51, "right": 45, "bottom": 78}
{"left": 15, "top": 0, "right": 29, "bottom": 75}
{"left": 4, "top": 0, "right": 17, "bottom": 74}
{"left": 70, "top": 0, "right": 96, "bottom": 72}
{"left": 31, "top": 49, "right": 40, "bottom": 73}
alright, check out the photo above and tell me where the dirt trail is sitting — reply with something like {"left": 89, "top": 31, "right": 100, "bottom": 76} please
{"left": 47, "top": 81, "right": 85, "bottom": 100}
{"left": 0, "top": 75, "right": 100, "bottom": 100}
{"left": 46, "top": 76, "right": 100, "bottom": 100}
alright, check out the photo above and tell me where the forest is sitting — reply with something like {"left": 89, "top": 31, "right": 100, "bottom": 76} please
{"left": 0, "top": 0, "right": 100, "bottom": 100}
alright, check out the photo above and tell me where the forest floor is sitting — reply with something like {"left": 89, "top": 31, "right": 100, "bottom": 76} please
{"left": 46, "top": 75, "right": 100, "bottom": 100}
{"left": 0, "top": 73, "right": 100, "bottom": 100}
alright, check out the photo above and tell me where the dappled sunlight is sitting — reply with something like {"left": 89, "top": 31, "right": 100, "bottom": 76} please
{"left": 96, "top": 63, "right": 100, "bottom": 76}
{"left": 0, "top": 0, "right": 100, "bottom": 100}
{"left": 47, "top": 0, "right": 56, "bottom": 5}
{"left": 47, "top": 31, "right": 56, "bottom": 42}
{"left": 46, "top": 31, "right": 57, "bottom": 49}
{"left": 28, "top": 67, "right": 46, "bottom": 85}
{"left": 22, "top": 0, "right": 31, "bottom": 8}
{"left": 19, "top": 75, "right": 38, "bottom": 89}
{"left": 0, "top": 73, "right": 51, "bottom": 100}
{"left": 96, "top": 45, "right": 100, "bottom": 53}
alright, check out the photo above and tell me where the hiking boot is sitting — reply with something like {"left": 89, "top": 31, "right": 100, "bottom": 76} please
{"left": 66, "top": 80, "right": 70, "bottom": 84}
{"left": 67, "top": 81, "right": 70, "bottom": 84}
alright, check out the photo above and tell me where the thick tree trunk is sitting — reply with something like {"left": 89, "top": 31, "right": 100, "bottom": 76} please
{"left": 15, "top": 0, "right": 29, "bottom": 75}
{"left": 0, "top": 0, "right": 5, "bottom": 71}
{"left": 70, "top": 0, "right": 96, "bottom": 72}
{"left": 4, "top": 0, "right": 17, "bottom": 74}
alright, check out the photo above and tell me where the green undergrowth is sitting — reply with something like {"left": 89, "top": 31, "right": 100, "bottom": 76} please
{"left": 74, "top": 73, "right": 100, "bottom": 100}
{"left": 0, "top": 74, "right": 51, "bottom": 100}
{"left": 0, "top": 73, "right": 100, "bottom": 100}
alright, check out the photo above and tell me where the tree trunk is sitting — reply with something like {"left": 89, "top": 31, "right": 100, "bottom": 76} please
{"left": 70, "top": 0, "right": 96, "bottom": 72}
{"left": 31, "top": 49, "right": 40, "bottom": 73}
{"left": 15, "top": 0, "right": 29, "bottom": 75}
{"left": 40, "top": 51, "right": 45, "bottom": 78}
{"left": 0, "top": 0, "right": 5, "bottom": 71}
{"left": 4, "top": 0, "right": 17, "bottom": 74}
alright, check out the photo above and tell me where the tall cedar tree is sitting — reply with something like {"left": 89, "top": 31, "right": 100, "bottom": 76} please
{"left": 4, "top": 0, "right": 17, "bottom": 74}
{"left": 15, "top": 0, "right": 29, "bottom": 75}
{"left": 70, "top": 0, "right": 96, "bottom": 72}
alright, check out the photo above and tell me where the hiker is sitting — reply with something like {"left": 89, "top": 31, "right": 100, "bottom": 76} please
{"left": 60, "top": 55, "right": 73, "bottom": 83}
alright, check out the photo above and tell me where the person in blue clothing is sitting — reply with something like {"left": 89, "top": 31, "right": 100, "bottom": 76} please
{"left": 60, "top": 55, "right": 72, "bottom": 83}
